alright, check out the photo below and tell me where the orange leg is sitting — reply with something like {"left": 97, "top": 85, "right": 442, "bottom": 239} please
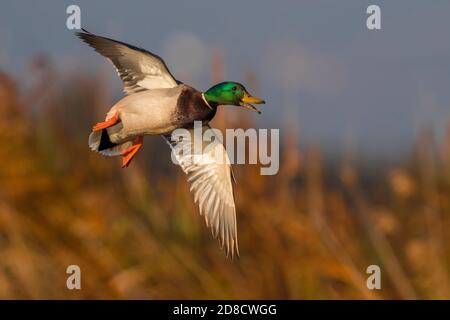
{"left": 122, "top": 136, "right": 144, "bottom": 168}
{"left": 92, "top": 111, "right": 120, "bottom": 132}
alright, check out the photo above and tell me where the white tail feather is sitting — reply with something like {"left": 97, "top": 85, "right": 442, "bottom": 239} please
{"left": 88, "top": 131, "right": 132, "bottom": 156}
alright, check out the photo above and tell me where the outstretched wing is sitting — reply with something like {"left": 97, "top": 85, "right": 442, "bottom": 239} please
{"left": 76, "top": 29, "right": 179, "bottom": 94}
{"left": 163, "top": 125, "right": 239, "bottom": 258}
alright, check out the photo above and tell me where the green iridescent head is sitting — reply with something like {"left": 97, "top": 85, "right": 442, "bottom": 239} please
{"left": 204, "top": 82, "right": 265, "bottom": 114}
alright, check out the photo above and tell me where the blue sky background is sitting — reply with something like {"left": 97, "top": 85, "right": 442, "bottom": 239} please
{"left": 1, "top": 0, "right": 449, "bottom": 159}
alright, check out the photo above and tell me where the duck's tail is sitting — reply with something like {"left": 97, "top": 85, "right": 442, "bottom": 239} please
{"left": 88, "top": 129, "right": 132, "bottom": 156}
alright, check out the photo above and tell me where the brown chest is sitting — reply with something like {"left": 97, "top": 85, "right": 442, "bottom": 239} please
{"left": 174, "top": 86, "right": 217, "bottom": 127}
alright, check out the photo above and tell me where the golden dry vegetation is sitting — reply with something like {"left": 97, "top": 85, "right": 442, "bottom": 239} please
{"left": 0, "top": 56, "right": 449, "bottom": 299}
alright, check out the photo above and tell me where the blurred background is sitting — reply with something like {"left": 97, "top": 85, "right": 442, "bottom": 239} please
{"left": 0, "top": 0, "right": 449, "bottom": 299}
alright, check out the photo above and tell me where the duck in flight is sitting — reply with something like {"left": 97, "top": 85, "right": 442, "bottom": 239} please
{"left": 76, "top": 29, "right": 265, "bottom": 258}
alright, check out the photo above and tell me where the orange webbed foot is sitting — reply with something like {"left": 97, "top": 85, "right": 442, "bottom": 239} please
{"left": 122, "top": 136, "right": 144, "bottom": 168}
{"left": 92, "top": 111, "right": 120, "bottom": 132}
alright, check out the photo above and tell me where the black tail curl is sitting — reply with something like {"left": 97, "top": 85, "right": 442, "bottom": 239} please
{"left": 98, "top": 129, "right": 117, "bottom": 151}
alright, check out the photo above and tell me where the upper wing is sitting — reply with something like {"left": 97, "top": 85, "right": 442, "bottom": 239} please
{"left": 76, "top": 29, "right": 179, "bottom": 94}
{"left": 163, "top": 125, "right": 239, "bottom": 258}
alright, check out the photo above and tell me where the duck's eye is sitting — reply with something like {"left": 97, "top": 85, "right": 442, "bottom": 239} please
{"left": 232, "top": 86, "right": 237, "bottom": 91}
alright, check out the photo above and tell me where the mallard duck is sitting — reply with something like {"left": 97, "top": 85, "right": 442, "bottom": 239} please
{"left": 76, "top": 29, "right": 265, "bottom": 258}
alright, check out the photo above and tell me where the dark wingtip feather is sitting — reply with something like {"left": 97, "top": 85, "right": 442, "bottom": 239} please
{"left": 74, "top": 28, "right": 92, "bottom": 41}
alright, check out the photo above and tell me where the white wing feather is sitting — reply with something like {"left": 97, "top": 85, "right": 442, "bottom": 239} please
{"left": 163, "top": 125, "right": 239, "bottom": 258}
{"left": 76, "top": 29, "right": 179, "bottom": 94}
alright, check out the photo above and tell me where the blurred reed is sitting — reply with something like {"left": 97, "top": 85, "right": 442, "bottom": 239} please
{"left": 0, "top": 53, "right": 448, "bottom": 299}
